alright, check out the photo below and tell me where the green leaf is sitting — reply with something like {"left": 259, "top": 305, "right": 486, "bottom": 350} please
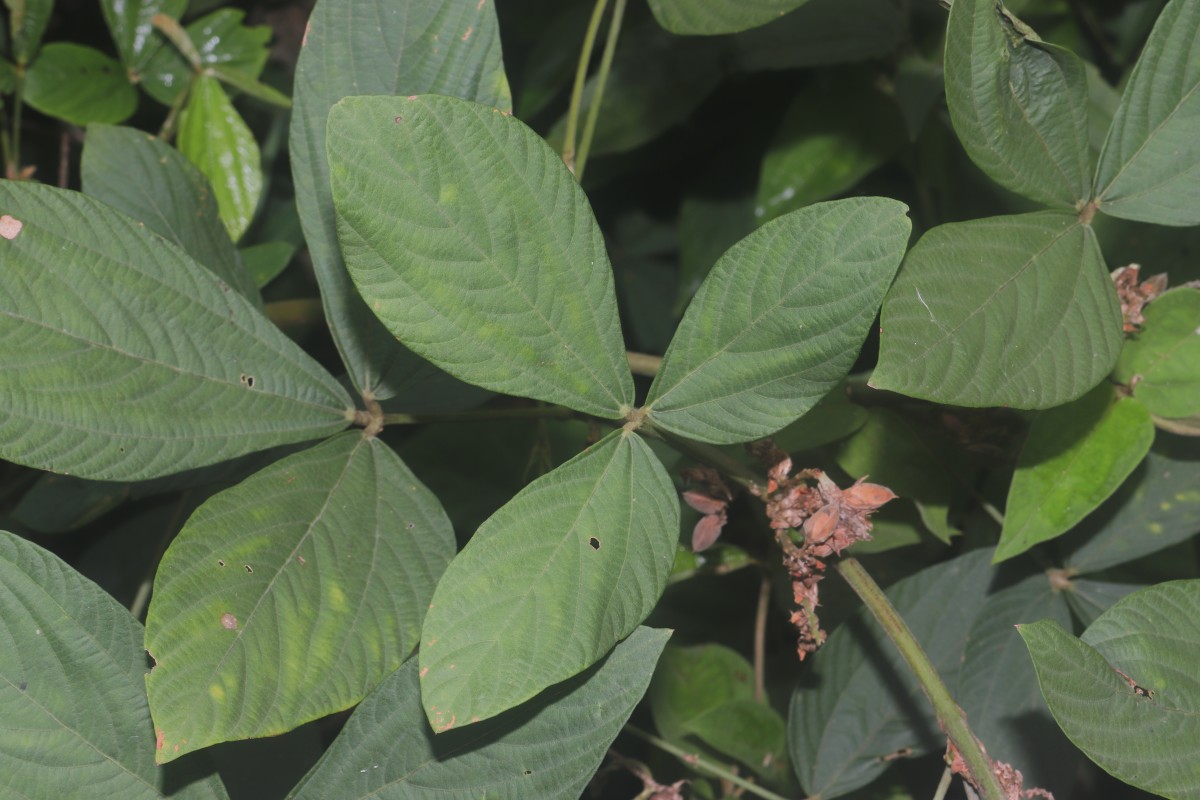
{"left": 0, "top": 531, "right": 227, "bottom": 798}
{"left": 5, "top": 0, "right": 51, "bottom": 63}
{"left": 1020, "top": 581, "right": 1200, "bottom": 798}
{"left": 676, "top": 171, "right": 757, "bottom": 316}
{"left": 100, "top": 0, "right": 185, "bottom": 76}
{"left": 145, "top": 432, "right": 454, "bottom": 763}
{"left": 1093, "top": 0, "right": 1200, "bottom": 226}
{"left": 1116, "top": 288, "right": 1200, "bottom": 419}
{"left": 789, "top": 549, "right": 994, "bottom": 799}
{"left": 177, "top": 75, "right": 262, "bottom": 242}
{"left": 756, "top": 72, "right": 902, "bottom": 224}
{"left": 726, "top": 0, "right": 903, "bottom": 73}
{"left": 23, "top": 43, "right": 137, "bottom": 126}
{"left": 770, "top": 384, "right": 867, "bottom": 452}
{"left": 1063, "top": 579, "right": 1141, "bottom": 627}
{"left": 646, "top": 197, "right": 909, "bottom": 443}
{"left": 648, "top": 0, "right": 812, "bottom": 35}
{"left": 329, "top": 94, "right": 634, "bottom": 418}
{"left": 835, "top": 408, "right": 972, "bottom": 544}
{"left": 996, "top": 385, "right": 1155, "bottom": 562}
{"left": 290, "top": 0, "right": 509, "bottom": 401}
{"left": 419, "top": 430, "right": 679, "bottom": 729}
{"left": 82, "top": 123, "right": 260, "bottom": 306}
{"left": 140, "top": 9, "right": 270, "bottom": 107}
{"left": 872, "top": 212, "right": 1123, "bottom": 408}
{"left": 239, "top": 241, "right": 294, "bottom": 289}
{"left": 648, "top": 644, "right": 788, "bottom": 780}
{"left": 209, "top": 66, "right": 291, "bottom": 108}
{"left": 1064, "top": 433, "right": 1200, "bottom": 573}
{"left": 944, "top": 0, "right": 1091, "bottom": 207}
{"left": 290, "top": 627, "right": 669, "bottom": 799}
{"left": 0, "top": 182, "right": 352, "bottom": 481}
{"left": 957, "top": 573, "right": 1078, "bottom": 798}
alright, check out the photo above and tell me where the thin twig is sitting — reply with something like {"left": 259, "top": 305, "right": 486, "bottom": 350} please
{"left": 58, "top": 129, "right": 70, "bottom": 188}
{"left": 574, "top": 0, "right": 626, "bottom": 181}
{"left": 623, "top": 725, "right": 797, "bottom": 800}
{"left": 626, "top": 350, "right": 663, "bottom": 377}
{"left": 561, "top": 0, "right": 609, "bottom": 173}
{"left": 754, "top": 571, "right": 771, "bottom": 703}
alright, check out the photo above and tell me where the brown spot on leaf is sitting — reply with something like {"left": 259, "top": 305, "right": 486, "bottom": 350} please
{"left": 156, "top": 730, "right": 165, "bottom": 750}
{"left": 221, "top": 613, "right": 238, "bottom": 629}
{"left": 588, "top": 536, "right": 601, "bottom": 550}
{"left": 0, "top": 215, "right": 23, "bottom": 239}
{"left": 244, "top": 564, "right": 253, "bottom": 574}
{"left": 461, "top": 25, "right": 474, "bottom": 41}
{"left": 419, "top": 667, "right": 428, "bottom": 678}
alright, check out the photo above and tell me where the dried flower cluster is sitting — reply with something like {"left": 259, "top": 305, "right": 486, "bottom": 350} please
{"left": 680, "top": 466, "right": 732, "bottom": 552}
{"left": 946, "top": 738, "right": 1054, "bottom": 800}
{"left": 1111, "top": 263, "right": 1168, "bottom": 333}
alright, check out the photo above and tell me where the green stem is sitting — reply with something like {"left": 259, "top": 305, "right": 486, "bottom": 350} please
{"left": 562, "top": 0, "right": 609, "bottom": 174}
{"left": 158, "top": 75, "right": 194, "bottom": 142}
{"left": 626, "top": 350, "right": 662, "bottom": 377}
{"left": 834, "top": 558, "right": 1006, "bottom": 800}
{"left": 574, "top": 0, "right": 625, "bottom": 181}
{"left": 152, "top": 13, "right": 202, "bottom": 70}
{"left": 623, "top": 725, "right": 798, "bottom": 800}
{"left": 380, "top": 404, "right": 582, "bottom": 426}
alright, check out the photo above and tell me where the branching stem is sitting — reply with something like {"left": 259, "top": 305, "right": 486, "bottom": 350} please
{"left": 562, "top": 0, "right": 610, "bottom": 174}
{"left": 574, "top": 0, "right": 625, "bottom": 181}
{"left": 622, "top": 725, "right": 797, "bottom": 800}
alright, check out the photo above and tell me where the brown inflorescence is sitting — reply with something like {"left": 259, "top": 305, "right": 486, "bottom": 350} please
{"left": 1112, "top": 263, "right": 1168, "bottom": 334}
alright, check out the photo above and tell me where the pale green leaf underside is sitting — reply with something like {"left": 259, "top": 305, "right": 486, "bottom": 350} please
{"left": 290, "top": 0, "right": 510, "bottom": 400}
{"left": 0, "top": 531, "right": 227, "bottom": 799}
{"left": 945, "top": 0, "right": 1091, "bottom": 207}
{"left": 647, "top": 197, "right": 909, "bottom": 443}
{"left": 419, "top": 430, "right": 679, "bottom": 729}
{"left": 1116, "top": 288, "right": 1200, "bottom": 419}
{"left": 145, "top": 433, "right": 454, "bottom": 763}
{"left": 178, "top": 75, "right": 262, "bottom": 242}
{"left": 82, "top": 123, "right": 261, "bottom": 307}
{"left": 290, "top": 627, "right": 669, "bottom": 799}
{"left": 997, "top": 386, "right": 1154, "bottom": 563}
{"left": 1094, "top": 0, "right": 1200, "bottom": 226}
{"left": 872, "top": 212, "right": 1122, "bottom": 409}
{"left": 330, "top": 94, "right": 634, "bottom": 418}
{"left": 0, "top": 182, "right": 352, "bottom": 481}
{"left": 1020, "top": 580, "right": 1200, "bottom": 799}
{"left": 648, "top": 0, "right": 812, "bottom": 35}
{"left": 790, "top": 550, "right": 995, "bottom": 799}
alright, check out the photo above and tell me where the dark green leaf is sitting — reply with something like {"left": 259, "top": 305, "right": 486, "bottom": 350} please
{"left": 648, "top": 0, "right": 812, "bottom": 35}
{"left": 419, "top": 430, "right": 679, "bottom": 728}
{"left": 209, "top": 66, "right": 291, "bottom": 108}
{"left": 238, "top": 241, "right": 294, "bottom": 289}
{"left": 770, "top": 384, "right": 867, "bottom": 452}
{"left": 790, "top": 549, "right": 994, "bottom": 799}
{"left": 140, "top": 9, "right": 270, "bottom": 107}
{"left": 944, "top": 0, "right": 1091, "bottom": 207}
{"left": 145, "top": 433, "right": 454, "bottom": 763}
{"left": 997, "top": 385, "right": 1155, "bottom": 562}
{"left": 726, "top": 0, "right": 904, "bottom": 72}
{"left": 329, "top": 94, "right": 634, "bottom": 418}
{"left": 11, "top": 472, "right": 130, "bottom": 533}
{"left": 872, "top": 212, "right": 1123, "bottom": 408}
{"left": 23, "top": 43, "right": 137, "bottom": 125}
{"left": 0, "top": 531, "right": 227, "bottom": 798}
{"left": 1063, "top": 578, "right": 1141, "bottom": 627}
{"left": 676, "top": 177, "right": 757, "bottom": 316}
{"left": 647, "top": 198, "right": 909, "bottom": 443}
{"left": 1020, "top": 581, "right": 1200, "bottom": 798}
{"left": 0, "top": 182, "right": 352, "bottom": 481}
{"left": 5, "top": 0, "right": 51, "bottom": 63}
{"left": 1093, "top": 0, "right": 1200, "bottom": 225}
{"left": 290, "top": 627, "right": 670, "bottom": 799}
{"left": 100, "top": 0, "right": 186, "bottom": 76}
{"left": 290, "top": 0, "right": 509, "bottom": 401}
{"left": 1116, "top": 288, "right": 1200, "bottom": 419}
{"left": 82, "top": 123, "right": 260, "bottom": 306}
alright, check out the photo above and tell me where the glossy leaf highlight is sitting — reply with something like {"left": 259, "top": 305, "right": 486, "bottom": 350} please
{"left": 100, "top": 0, "right": 185, "bottom": 76}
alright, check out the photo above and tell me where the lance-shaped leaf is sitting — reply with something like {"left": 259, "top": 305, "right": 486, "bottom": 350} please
{"left": 0, "top": 182, "right": 353, "bottom": 481}
{"left": 418, "top": 430, "right": 679, "bottom": 729}
{"left": 6, "top": 0, "right": 51, "bottom": 63}
{"left": 1093, "top": 0, "right": 1200, "bottom": 226}
{"left": 944, "top": 0, "right": 1091, "bottom": 208}
{"left": 82, "top": 124, "right": 260, "bottom": 306}
{"left": 996, "top": 384, "right": 1154, "bottom": 563}
{"left": 1115, "top": 288, "right": 1200, "bottom": 419}
{"left": 139, "top": 9, "right": 270, "bottom": 107}
{"left": 100, "top": 0, "right": 185, "bottom": 77}
{"left": 0, "top": 531, "right": 227, "bottom": 798}
{"left": 329, "top": 94, "right": 634, "bottom": 418}
{"left": 872, "top": 212, "right": 1123, "bottom": 408}
{"left": 145, "top": 433, "right": 454, "bottom": 763}
{"left": 23, "top": 43, "right": 138, "bottom": 126}
{"left": 290, "top": 627, "right": 669, "bottom": 799}
{"left": 645, "top": 197, "right": 909, "bottom": 443}
{"left": 290, "top": 0, "right": 509, "bottom": 401}
{"left": 789, "top": 549, "right": 994, "bottom": 798}
{"left": 648, "top": 0, "right": 812, "bottom": 35}
{"left": 178, "top": 75, "right": 262, "bottom": 242}
{"left": 1019, "top": 581, "right": 1200, "bottom": 798}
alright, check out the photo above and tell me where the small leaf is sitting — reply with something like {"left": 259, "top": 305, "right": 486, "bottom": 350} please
{"left": 0, "top": 182, "right": 352, "bottom": 481}
{"left": 177, "top": 75, "right": 262, "bottom": 241}
{"left": 944, "top": 0, "right": 1091, "bottom": 207}
{"left": 419, "top": 430, "right": 679, "bottom": 728}
{"left": 99, "top": 0, "right": 186, "bottom": 76}
{"left": 290, "top": 0, "right": 510, "bottom": 401}
{"left": 789, "top": 549, "right": 994, "bottom": 798}
{"left": 209, "top": 66, "right": 291, "bottom": 108}
{"left": 5, "top": 0, "right": 52, "bottom": 63}
{"left": 1093, "top": 0, "right": 1200, "bottom": 225}
{"left": 996, "top": 384, "right": 1155, "bottom": 562}
{"left": 23, "top": 43, "right": 137, "bottom": 125}
{"left": 239, "top": 241, "right": 294, "bottom": 288}
{"left": 140, "top": 9, "right": 270, "bottom": 106}
{"left": 872, "top": 212, "right": 1123, "bottom": 409}
{"left": 82, "top": 123, "right": 260, "bottom": 306}
{"left": 648, "top": 0, "right": 812, "bottom": 35}
{"left": 1116, "top": 288, "right": 1200, "bottom": 419}
{"left": 1020, "top": 581, "right": 1200, "bottom": 798}
{"left": 290, "top": 627, "right": 669, "bottom": 799}
{"left": 646, "top": 197, "right": 909, "bottom": 444}
{"left": 0, "top": 531, "right": 227, "bottom": 798}
{"left": 329, "top": 94, "right": 634, "bottom": 418}
{"left": 145, "top": 433, "right": 454, "bottom": 763}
